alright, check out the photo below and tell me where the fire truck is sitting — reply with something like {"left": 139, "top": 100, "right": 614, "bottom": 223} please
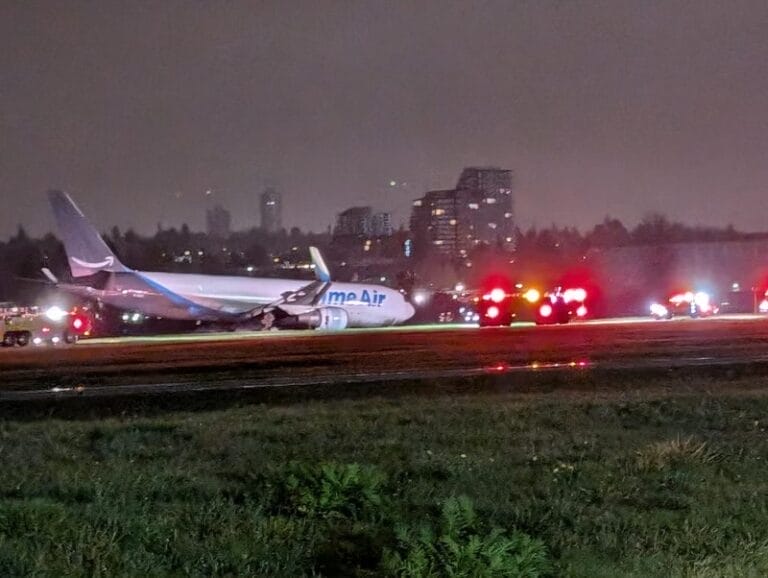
{"left": 534, "top": 287, "right": 589, "bottom": 325}
{"left": 1, "top": 307, "right": 92, "bottom": 347}
{"left": 477, "top": 285, "right": 588, "bottom": 327}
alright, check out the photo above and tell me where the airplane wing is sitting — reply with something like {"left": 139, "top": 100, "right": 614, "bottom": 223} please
{"left": 239, "top": 247, "right": 334, "bottom": 321}
{"left": 237, "top": 279, "right": 332, "bottom": 322}
{"left": 310, "top": 246, "right": 331, "bottom": 282}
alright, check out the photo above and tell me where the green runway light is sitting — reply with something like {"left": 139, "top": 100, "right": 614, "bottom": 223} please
{"left": 77, "top": 314, "right": 766, "bottom": 347}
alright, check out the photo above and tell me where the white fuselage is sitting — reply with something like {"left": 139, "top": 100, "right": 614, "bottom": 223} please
{"left": 136, "top": 272, "right": 415, "bottom": 327}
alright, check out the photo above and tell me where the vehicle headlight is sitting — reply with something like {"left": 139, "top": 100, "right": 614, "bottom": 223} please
{"left": 650, "top": 303, "right": 668, "bottom": 317}
{"left": 45, "top": 306, "right": 67, "bottom": 322}
{"left": 694, "top": 292, "right": 710, "bottom": 308}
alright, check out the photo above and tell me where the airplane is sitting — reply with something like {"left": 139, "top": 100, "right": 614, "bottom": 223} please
{"left": 44, "top": 190, "right": 415, "bottom": 330}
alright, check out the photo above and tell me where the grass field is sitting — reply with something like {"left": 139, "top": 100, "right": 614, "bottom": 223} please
{"left": 2, "top": 377, "right": 768, "bottom": 576}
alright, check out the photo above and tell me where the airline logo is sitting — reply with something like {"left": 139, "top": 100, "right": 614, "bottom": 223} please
{"left": 320, "top": 288, "right": 387, "bottom": 307}
{"left": 70, "top": 256, "right": 115, "bottom": 269}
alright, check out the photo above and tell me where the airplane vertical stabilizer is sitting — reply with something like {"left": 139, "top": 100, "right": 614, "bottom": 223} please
{"left": 48, "top": 190, "right": 130, "bottom": 278}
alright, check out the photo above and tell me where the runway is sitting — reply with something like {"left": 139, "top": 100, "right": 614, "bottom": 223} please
{"left": 2, "top": 314, "right": 768, "bottom": 401}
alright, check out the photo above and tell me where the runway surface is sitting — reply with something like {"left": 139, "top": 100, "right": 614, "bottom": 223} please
{"left": 3, "top": 314, "right": 768, "bottom": 401}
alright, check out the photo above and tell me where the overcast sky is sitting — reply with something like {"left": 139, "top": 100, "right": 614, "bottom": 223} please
{"left": 2, "top": 0, "right": 768, "bottom": 239}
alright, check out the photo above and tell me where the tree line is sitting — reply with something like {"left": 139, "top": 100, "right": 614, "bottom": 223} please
{"left": 516, "top": 213, "right": 763, "bottom": 254}
{"left": 1, "top": 214, "right": 764, "bottom": 303}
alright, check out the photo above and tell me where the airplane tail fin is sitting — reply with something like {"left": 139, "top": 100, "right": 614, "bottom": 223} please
{"left": 47, "top": 190, "right": 130, "bottom": 278}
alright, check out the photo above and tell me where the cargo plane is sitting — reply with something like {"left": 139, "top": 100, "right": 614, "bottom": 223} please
{"left": 45, "top": 191, "right": 415, "bottom": 330}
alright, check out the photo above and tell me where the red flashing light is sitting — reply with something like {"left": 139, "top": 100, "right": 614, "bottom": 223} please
{"left": 69, "top": 314, "right": 91, "bottom": 335}
{"left": 539, "top": 303, "right": 552, "bottom": 317}
{"left": 486, "top": 305, "right": 500, "bottom": 319}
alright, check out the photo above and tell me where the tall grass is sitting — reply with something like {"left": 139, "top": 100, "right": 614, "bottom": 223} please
{"left": 634, "top": 435, "right": 720, "bottom": 472}
{"left": 2, "top": 385, "right": 768, "bottom": 575}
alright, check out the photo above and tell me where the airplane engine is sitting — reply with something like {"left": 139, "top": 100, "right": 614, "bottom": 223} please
{"left": 294, "top": 307, "right": 349, "bottom": 330}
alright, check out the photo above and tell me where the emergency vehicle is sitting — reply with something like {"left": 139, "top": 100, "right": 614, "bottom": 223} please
{"left": 1, "top": 307, "right": 92, "bottom": 347}
{"left": 533, "top": 287, "right": 588, "bottom": 325}
{"left": 650, "top": 291, "right": 718, "bottom": 320}
{"left": 477, "top": 285, "right": 588, "bottom": 326}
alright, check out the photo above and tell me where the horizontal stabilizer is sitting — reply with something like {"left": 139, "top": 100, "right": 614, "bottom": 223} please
{"left": 41, "top": 267, "right": 58, "bottom": 284}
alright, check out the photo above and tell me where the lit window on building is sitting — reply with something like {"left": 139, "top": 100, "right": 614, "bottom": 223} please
{"left": 413, "top": 200, "right": 422, "bottom": 207}
{"left": 468, "top": 203, "right": 479, "bottom": 210}
{"left": 449, "top": 219, "right": 457, "bottom": 225}
{"left": 432, "top": 208, "right": 445, "bottom": 216}
{"left": 504, "top": 212, "right": 513, "bottom": 218}
{"left": 488, "top": 223, "right": 497, "bottom": 229}
{"left": 484, "top": 198, "right": 497, "bottom": 204}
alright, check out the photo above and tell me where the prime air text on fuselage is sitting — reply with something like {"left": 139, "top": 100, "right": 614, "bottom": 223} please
{"left": 320, "top": 288, "right": 387, "bottom": 308}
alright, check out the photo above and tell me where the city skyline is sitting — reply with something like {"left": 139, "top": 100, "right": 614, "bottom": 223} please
{"left": 3, "top": 1, "right": 768, "bottom": 239}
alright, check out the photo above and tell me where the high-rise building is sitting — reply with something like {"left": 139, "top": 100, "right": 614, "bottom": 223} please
{"left": 410, "top": 166, "right": 515, "bottom": 260}
{"left": 456, "top": 167, "right": 514, "bottom": 250}
{"left": 410, "top": 190, "right": 463, "bottom": 258}
{"left": 334, "top": 207, "right": 393, "bottom": 239}
{"left": 260, "top": 188, "right": 283, "bottom": 233}
{"left": 206, "top": 204, "right": 231, "bottom": 239}
{"left": 335, "top": 206, "right": 373, "bottom": 237}
{"left": 371, "top": 211, "right": 393, "bottom": 237}
{"left": 333, "top": 206, "right": 394, "bottom": 258}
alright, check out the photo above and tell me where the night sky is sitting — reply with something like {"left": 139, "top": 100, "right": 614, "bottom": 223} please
{"left": 2, "top": 0, "right": 768, "bottom": 238}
